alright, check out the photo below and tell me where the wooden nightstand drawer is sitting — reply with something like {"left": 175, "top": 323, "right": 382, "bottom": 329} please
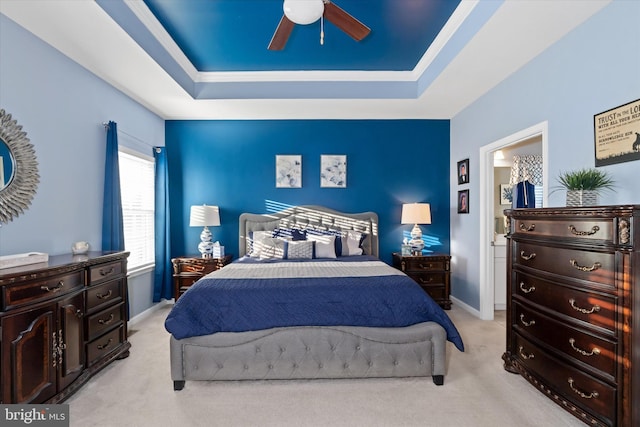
{"left": 392, "top": 253, "right": 451, "bottom": 310}
{"left": 172, "top": 255, "right": 233, "bottom": 301}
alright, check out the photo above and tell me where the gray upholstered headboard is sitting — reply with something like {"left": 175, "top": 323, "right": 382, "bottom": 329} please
{"left": 239, "top": 205, "right": 379, "bottom": 258}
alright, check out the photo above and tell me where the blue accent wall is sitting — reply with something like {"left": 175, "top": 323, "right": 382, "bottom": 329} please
{"left": 166, "top": 120, "right": 450, "bottom": 264}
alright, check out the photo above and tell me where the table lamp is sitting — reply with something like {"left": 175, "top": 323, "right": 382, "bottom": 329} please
{"left": 189, "top": 204, "right": 220, "bottom": 258}
{"left": 401, "top": 203, "right": 431, "bottom": 255}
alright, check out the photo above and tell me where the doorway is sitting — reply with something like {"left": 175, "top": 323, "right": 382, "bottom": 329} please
{"left": 478, "top": 122, "right": 549, "bottom": 320}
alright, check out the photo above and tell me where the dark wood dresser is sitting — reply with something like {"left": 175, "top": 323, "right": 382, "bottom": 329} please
{"left": 392, "top": 253, "right": 451, "bottom": 309}
{"left": 0, "top": 251, "right": 130, "bottom": 404}
{"left": 503, "top": 206, "right": 638, "bottom": 427}
{"left": 172, "top": 255, "right": 232, "bottom": 301}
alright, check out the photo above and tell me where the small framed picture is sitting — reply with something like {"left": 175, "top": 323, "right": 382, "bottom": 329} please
{"left": 457, "top": 159, "right": 469, "bottom": 185}
{"left": 275, "top": 155, "right": 302, "bottom": 188}
{"left": 458, "top": 189, "right": 469, "bottom": 214}
{"left": 500, "top": 184, "right": 512, "bottom": 205}
{"left": 320, "top": 154, "right": 347, "bottom": 188}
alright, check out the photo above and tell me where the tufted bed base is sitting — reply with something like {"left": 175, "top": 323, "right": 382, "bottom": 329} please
{"left": 171, "top": 320, "right": 447, "bottom": 389}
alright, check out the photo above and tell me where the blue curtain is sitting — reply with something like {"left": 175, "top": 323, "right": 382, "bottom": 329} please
{"left": 102, "top": 121, "right": 125, "bottom": 252}
{"left": 153, "top": 146, "right": 172, "bottom": 302}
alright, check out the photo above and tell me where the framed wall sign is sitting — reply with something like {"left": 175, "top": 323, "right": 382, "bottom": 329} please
{"left": 594, "top": 98, "right": 640, "bottom": 166}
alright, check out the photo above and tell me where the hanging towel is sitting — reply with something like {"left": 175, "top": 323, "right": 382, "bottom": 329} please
{"left": 512, "top": 180, "right": 536, "bottom": 208}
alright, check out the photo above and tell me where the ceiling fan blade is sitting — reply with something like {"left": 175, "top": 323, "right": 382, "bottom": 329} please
{"left": 268, "top": 15, "right": 295, "bottom": 50}
{"left": 323, "top": 1, "right": 370, "bottom": 41}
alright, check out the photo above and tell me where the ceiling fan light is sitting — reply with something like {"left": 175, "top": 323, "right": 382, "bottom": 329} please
{"left": 283, "top": 0, "right": 324, "bottom": 25}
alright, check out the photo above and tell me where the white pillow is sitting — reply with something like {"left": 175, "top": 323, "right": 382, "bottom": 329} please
{"left": 287, "top": 240, "right": 313, "bottom": 259}
{"left": 258, "top": 237, "right": 286, "bottom": 260}
{"left": 250, "top": 230, "right": 274, "bottom": 257}
{"left": 342, "top": 230, "right": 363, "bottom": 256}
{"left": 308, "top": 235, "right": 337, "bottom": 259}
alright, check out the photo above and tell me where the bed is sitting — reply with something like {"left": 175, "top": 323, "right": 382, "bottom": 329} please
{"left": 166, "top": 205, "right": 464, "bottom": 390}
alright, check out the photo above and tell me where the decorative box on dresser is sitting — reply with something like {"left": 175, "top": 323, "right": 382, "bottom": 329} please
{"left": 503, "top": 206, "right": 638, "bottom": 427}
{"left": 0, "top": 251, "right": 130, "bottom": 404}
{"left": 392, "top": 253, "right": 451, "bottom": 309}
{"left": 172, "top": 255, "right": 233, "bottom": 301}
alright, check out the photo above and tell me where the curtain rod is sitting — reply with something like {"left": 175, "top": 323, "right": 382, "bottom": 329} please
{"left": 102, "top": 122, "right": 156, "bottom": 149}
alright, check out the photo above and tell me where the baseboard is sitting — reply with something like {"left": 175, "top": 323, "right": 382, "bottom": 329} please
{"left": 128, "top": 299, "right": 173, "bottom": 328}
{"left": 450, "top": 295, "right": 482, "bottom": 318}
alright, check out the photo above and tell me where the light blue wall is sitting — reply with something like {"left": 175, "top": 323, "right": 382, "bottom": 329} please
{"left": 166, "top": 120, "right": 451, "bottom": 265}
{"left": 0, "top": 15, "right": 165, "bottom": 318}
{"left": 450, "top": 0, "right": 640, "bottom": 309}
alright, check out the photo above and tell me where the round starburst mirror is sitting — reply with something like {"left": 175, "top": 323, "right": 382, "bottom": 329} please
{"left": 0, "top": 109, "right": 40, "bottom": 224}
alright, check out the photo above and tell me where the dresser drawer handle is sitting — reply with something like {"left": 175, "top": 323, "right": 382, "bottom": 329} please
{"left": 418, "top": 277, "right": 434, "bottom": 284}
{"left": 519, "top": 282, "right": 535, "bottom": 294}
{"left": 568, "top": 338, "right": 600, "bottom": 357}
{"left": 568, "top": 225, "right": 600, "bottom": 236}
{"left": 96, "top": 290, "right": 113, "bottom": 300}
{"left": 518, "top": 346, "right": 534, "bottom": 360}
{"left": 98, "top": 314, "right": 115, "bottom": 325}
{"left": 519, "top": 223, "right": 535, "bottom": 232}
{"left": 99, "top": 266, "right": 115, "bottom": 276}
{"left": 568, "top": 298, "right": 600, "bottom": 314}
{"left": 519, "top": 314, "right": 535, "bottom": 327}
{"left": 41, "top": 281, "right": 65, "bottom": 293}
{"left": 97, "top": 338, "right": 113, "bottom": 350}
{"left": 569, "top": 259, "right": 601, "bottom": 272}
{"left": 568, "top": 378, "right": 599, "bottom": 400}
{"left": 417, "top": 263, "right": 434, "bottom": 270}
{"left": 520, "top": 251, "right": 536, "bottom": 261}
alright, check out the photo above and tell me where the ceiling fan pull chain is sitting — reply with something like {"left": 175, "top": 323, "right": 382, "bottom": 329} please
{"left": 320, "top": 15, "right": 324, "bottom": 45}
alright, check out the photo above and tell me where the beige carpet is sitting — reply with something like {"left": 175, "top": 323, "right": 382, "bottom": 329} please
{"left": 66, "top": 304, "right": 585, "bottom": 427}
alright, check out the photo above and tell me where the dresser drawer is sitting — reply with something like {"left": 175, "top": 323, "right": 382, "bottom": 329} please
{"left": 514, "top": 333, "right": 616, "bottom": 426}
{"left": 402, "top": 258, "right": 448, "bottom": 272}
{"left": 513, "top": 218, "right": 613, "bottom": 242}
{"left": 513, "top": 272, "right": 617, "bottom": 335}
{"left": 514, "top": 241, "right": 615, "bottom": 288}
{"left": 1, "top": 271, "right": 84, "bottom": 310}
{"left": 86, "top": 280, "right": 123, "bottom": 313}
{"left": 86, "top": 302, "right": 125, "bottom": 341}
{"left": 514, "top": 302, "right": 617, "bottom": 379}
{"left": 406, "top": 271, "right": 447, "bottom": 287}
{"left": 87, "top": 325, "right": 126, "bottom": 366}
{"left": 89, "top": 260, "right": 124, "bottom": 285}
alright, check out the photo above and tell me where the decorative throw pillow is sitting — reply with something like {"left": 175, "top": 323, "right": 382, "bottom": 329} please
{"left": 307, "top": 228, "right": 343, "bottom": 256}
{"left": 286, "top": 240, "right": 313, "bottom": 259}
{"left": 309, "top": 235, "right": 337, "bottom": 259}
{"left": 273, "top": 227, "right": 307, "bottom": 241}
{"left": 259, "top": 237, "right": 286, "bottom": 260}
{"left": 342, "top": 230, "right": 364, "bottom": 256}
{"left": 249, "top": 230, "right": 274, "bottom": 257}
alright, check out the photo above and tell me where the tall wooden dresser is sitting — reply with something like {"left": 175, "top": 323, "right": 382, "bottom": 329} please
{"left": 503, "top": 206, "right": 638, "bottom": 427}
{"left": 0, "top": 251, "right": 130, "bottom": 404}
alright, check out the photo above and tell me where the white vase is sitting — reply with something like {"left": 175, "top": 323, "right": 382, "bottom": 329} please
{"left": 566, "top": 190, "right": 598, "bottom": 207}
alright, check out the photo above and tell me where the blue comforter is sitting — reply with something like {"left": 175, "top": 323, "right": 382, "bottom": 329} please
{"left": 165, "top": 256, "right": 464, "bottom": 351}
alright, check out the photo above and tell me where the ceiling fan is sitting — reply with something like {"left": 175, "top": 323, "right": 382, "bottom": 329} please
{"left": 268, "top": 0, "right": 371, "bottom": 50}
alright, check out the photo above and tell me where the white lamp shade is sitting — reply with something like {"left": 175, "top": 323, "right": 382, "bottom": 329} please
{"left": 401, "top": 203, "right": 431, "bottom": 225}
{"left": 283, "top": 0, "right": 324, "bottom": 25}
{"left": 189, "top": 205, "right": 220, "bottom": 227}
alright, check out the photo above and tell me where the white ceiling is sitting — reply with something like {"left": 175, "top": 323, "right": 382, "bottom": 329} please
{"left": 0, "top": 0, "right": 610, "bottom": 120}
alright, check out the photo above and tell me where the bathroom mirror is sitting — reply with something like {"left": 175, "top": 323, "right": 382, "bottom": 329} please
{"left": 0, "top": 109, "right": 40, "bottom": 224}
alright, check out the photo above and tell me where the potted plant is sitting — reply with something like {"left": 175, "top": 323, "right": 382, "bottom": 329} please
{"left": 554, "top": 168, "right": 615, "bottom": 207}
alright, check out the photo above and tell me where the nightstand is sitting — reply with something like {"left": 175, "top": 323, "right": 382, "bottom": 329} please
{"left": 392, "top": 252, "right": 452, "bottom": 310}
{"left": 171, "top": 254, "right": 233, "bottom": 301}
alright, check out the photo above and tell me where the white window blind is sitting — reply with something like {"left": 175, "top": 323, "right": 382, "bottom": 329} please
{"left": 118, "top": 150, "right": 155, "bottom": 270}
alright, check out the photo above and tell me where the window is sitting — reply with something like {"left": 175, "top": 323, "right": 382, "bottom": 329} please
{"left": 118, "top": 149, "right": 155, "bottom": 271}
